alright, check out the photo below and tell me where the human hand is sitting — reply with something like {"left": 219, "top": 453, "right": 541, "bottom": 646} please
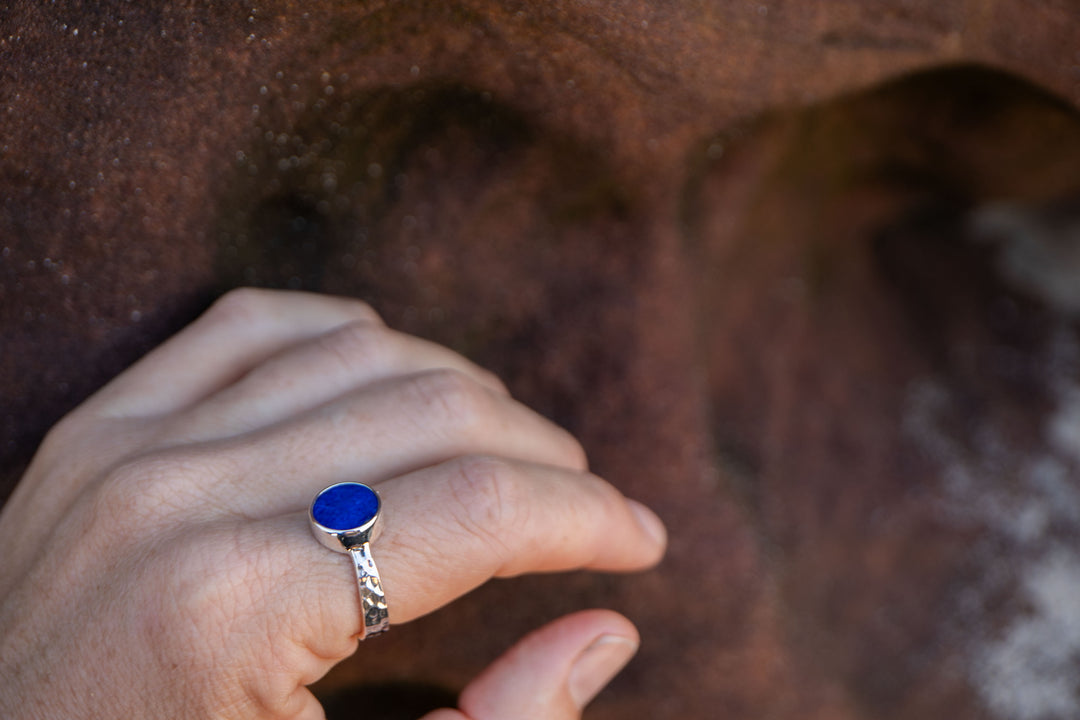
{"left": 0, "top": 289, "right": 666, "bottom": 719}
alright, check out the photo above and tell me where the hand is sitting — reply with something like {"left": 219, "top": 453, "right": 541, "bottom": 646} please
{"left": 0, "top": 289, "right": 666, "bottom": 719}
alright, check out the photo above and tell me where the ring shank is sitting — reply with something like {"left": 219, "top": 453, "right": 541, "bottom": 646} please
{"left": 349, "top": 542, "right": 390, "bottom": 639}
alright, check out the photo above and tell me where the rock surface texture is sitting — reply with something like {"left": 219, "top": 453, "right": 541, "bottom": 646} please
{"left": 4, "top": 2, "right": 1080, "bottom": 718}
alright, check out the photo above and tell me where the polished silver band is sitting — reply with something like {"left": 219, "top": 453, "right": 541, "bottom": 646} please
{"left": 349, "top": 542, "right": 389, "bottom": 639}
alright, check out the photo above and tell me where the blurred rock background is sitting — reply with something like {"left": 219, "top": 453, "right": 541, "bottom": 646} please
{"left": 3, "top": 2, "right": 1080, "bottom": 718}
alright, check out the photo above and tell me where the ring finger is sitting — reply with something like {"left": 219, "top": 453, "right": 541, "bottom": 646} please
{"left": 243, "top": 455, "right": 665, "bottom": 643}
{"left": 145, "top": 368, "right": 588, "bottom": 521}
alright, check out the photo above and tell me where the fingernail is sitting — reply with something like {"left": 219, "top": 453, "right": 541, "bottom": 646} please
{"left": 568, "top": 634, "right": 639, "bottom": 709}
{"left": 627, "top": 499, "right": 667, "bottom": 547}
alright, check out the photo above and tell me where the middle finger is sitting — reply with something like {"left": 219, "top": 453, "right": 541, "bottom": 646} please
{"left": 185, "top": 368, "right": 589, "bottom": 518}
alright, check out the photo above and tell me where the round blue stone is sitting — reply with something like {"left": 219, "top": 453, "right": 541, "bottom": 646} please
{"left": 312, "top": 483, "right": 379, "bottom": 531}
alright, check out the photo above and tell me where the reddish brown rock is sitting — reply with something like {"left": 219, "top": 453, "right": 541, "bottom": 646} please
{"left": 4, "top": 2, "right": 1080, "bottom": 718}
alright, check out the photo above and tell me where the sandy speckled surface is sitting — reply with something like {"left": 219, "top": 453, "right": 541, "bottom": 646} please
{"left": 4, "top": 2, "right": 1080, "bottom": 717}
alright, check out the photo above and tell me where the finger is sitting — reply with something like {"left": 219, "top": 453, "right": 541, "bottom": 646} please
{"left": 278, "top": 688, "right": 327, "bottom": 720}
{"left": 421, "top": 611, "right": 640, "bottom": 720}
{"left": 171, "top": 321, "right": 508, "bottom": 442}
{"left": 201, "top": 369, "right": 587, "bottom": 517}
{"left": 82, "top": 288, "right": 382, "bottom": 418}
{"left": 378, "top": 458, "right": 667, "bottom": 603}
{"left": 262, "top": 456, "right": 666, "bottom": 639}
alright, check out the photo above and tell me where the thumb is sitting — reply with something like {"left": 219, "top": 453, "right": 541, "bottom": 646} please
{"left": 420, "top": 610, "right": 640, "bottom": 720}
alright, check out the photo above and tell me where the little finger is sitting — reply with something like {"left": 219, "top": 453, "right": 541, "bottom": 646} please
{"left": 170, "top": 322, "right": 507, "bottom": 443}
{"left": 83, "top": 288, "right": 382, "bottom": 419}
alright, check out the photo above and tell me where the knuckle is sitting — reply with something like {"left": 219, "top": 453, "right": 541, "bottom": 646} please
{"left": 446, "top": 455, "right": 527, "bottom": 543}
{"left": 205, "top": 287, "right": 271, "bottom": 326}
{"left": 31, "top": 413, "right": 132, "bottom": 483}
{"left": 139, "top": 532, "right": 256, "bottom": 685}
{"left": 563, "top": 435, "right": 590, "bottom": 471}
{"left": 343, "top": 298, "right": 383, "bottom": 326}
{"left": 92, "top": 451, "right": 212, "bottom": 537}
{"left": 316, "top": 320, "right": 392, "bottom": 375}
{"left": 474, "top": 366, "right": 510, "bottom": 396}
{"left": 406, "top": 369, "right": 490, "bottom": 431}
{"left": 35, "top": 412, "right": 88, "bottom": 463}
{"left": 205, "top": 289, "right": 383, "bottom": 331}
{"left": 38, "top": 412, "right": 79, "bottom": 450}
{"left": 165, "top": 537, "right": 250, "bottom": 628}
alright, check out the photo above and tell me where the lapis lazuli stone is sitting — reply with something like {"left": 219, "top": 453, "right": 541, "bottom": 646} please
{"left": 312, "top": 483, "right": 379, "bottom": 531}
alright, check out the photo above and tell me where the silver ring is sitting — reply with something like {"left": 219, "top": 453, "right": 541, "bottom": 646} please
{"left": 309, "top": 482, "right": 390, "bottom": 640}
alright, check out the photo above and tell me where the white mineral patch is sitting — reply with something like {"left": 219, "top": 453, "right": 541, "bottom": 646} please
{"left": 973, "top": 550, "right": 1080, "bottom": 720}
{"left": 1049, "top": 383, "right": 1080, "bottom": 466}
{"left": 972, "top": 204, "right": 1080, "bottom": 314}
{"left": 903, "top": 367, "right": 1080, "bottom": 719}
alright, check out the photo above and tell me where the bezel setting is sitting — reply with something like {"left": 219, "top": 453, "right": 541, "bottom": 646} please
{"left": 309, "top": 482, "right": 382, "bottom": 553}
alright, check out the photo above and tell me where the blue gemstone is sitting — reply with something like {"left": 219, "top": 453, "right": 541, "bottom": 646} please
{"left": 312, "top": 483, "right": 379, "bottom": 531}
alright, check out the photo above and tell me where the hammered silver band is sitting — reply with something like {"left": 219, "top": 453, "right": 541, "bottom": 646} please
{"left": 309, "top": 482, "right": 390, "bottom": 640}
{"left": 348, "top": 542, "right": 389, "bottom": 639}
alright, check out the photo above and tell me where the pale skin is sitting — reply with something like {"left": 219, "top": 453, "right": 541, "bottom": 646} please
{"left": 0, "top": 288, "right": 667, "bottom": 720}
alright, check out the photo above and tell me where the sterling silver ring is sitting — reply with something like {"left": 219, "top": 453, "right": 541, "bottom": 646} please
{"left": 309, "top": 482, "right": 390, "bottom": 640}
